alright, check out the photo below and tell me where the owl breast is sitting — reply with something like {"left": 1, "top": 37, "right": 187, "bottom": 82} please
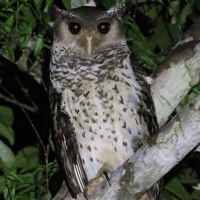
{"left": 59, "top": 55, "right": 149, "bottom": 180}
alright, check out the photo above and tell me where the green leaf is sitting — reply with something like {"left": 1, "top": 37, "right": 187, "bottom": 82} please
{"left": 14, "top": 146, "right": 39, "bottom": 169}
{"left": 156, "top": 0, "right": 164, "bottom": 4}
{"left": 0, "top": 0, "right": 7, "bottom": 9}
{"left": 32, "top": 165, "right": 46, "bottom": 175}
{"left": 192, "top": 190, "right": 200, "bottom": 200}
{"left": 62, "top": 0, "right": 71, "bottom": 10}
{"left": 156, "top": 56, "right": 166, "bottom": 64}
{"left": 71, "top": 0, "right": 85, "bottom": 8}
{"left": 5, "top": 15, "right": 14, "bottom": 26}
{"left": 62, "top": 0, "right": 86, "bottom": 9}
{"left": 9, "top": 172, "right": 24, "bottom": 183}
{"left": 46, "top": 0, "right": 53, "bottom": 6}
{"left": 102, "top": 0, "right": 116, "bottom": 9}
{"left": 19, "top": 165, "right": 40, "bottom": 174}
{"left": 0, "top": 106, "right": 14, "bottom": 126}
{"left": 3, "top": 0, "right": 17, "bottom": 10}
{"left": 150, "top": 20, "right": 181, "bottom": 50}
{"left": 10, "top": 187, "right": 16, "bottom": 199}
{"left": 19, "top": 26, "right": 32, "bottom": 48}
{"left": 179, "top": 1, "right": 193, "bottom": 24}
{"left": 4, "top": 43, "right": 15, "bottom": 62}
{"left": 165, "top": 178, "right": 190, "bottom": 200}
{"left": 0, "top": 122, "right": 14, "bottom": 145}
{"left": 178, "top": 168, "right": 199, "bottom": 185}
{"left": 34, "top": 37, "right": 43, "bottom": 56}
{"left": 17, "top": 173, "right": 35, "bottom": 184}
{"left": 0, "top": 176, "right": 6, "bottom": 193}
{"left": 50, "top": 139, "right": 55, "bottom": 151}
{"left": 0, "top": 12, "right": 8, "bottom": 18}
{"left": 4, "top": 15, "right": 14, "bottom": 32}
{"left": 0, "top": 141, "right": 15, "bottom": 168}
{"left": 34, "top": 0, "right": 42, "bottom": 7}
{"left": 169, "top": 1, "right": 180, "bottom": 18}
{"left": 140, "top": 4, "right": 162, "bottom": 21}
{"left": 163, "top": 189, "right": 179, "bottom": 200}
{"left": 140, "top": 55, "right": 154, "bottom": 65}
{"left": 12, "top": 186, "right": 36, "bottom": 200}
{"left": 0, "top": 106, "right": 15, "bottom": 145}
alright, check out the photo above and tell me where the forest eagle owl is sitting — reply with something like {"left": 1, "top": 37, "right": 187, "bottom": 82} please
{"left": 49, "top": 0, "right": 162, "bottom": 199}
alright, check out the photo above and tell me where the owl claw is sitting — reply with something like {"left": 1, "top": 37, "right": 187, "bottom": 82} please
{"left": 85, "top": 164, "right": 113, "bottom": 197}
{"left": 103, "top": 171, "right": 111, "bottom": 186}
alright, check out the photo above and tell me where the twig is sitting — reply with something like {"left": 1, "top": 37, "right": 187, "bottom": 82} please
{"left": 0, "top": 86, "right": 46, "bottom": 159}
{"left": 0, "top": 93, "right": 37, "bottom": 113}
{"left": 15, "top": 77, "right": 38, "bottom": 110}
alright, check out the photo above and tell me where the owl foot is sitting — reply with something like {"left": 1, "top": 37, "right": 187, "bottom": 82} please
{"left": 102, "top": 170, "right": 111, "bottom": 186}
{"left": 85, "top": 164, "right": 113, "bottom": 197}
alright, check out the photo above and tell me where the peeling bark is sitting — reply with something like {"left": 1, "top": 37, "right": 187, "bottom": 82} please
{"left": 152, "top": 39, "right": 200, "bottom": 126}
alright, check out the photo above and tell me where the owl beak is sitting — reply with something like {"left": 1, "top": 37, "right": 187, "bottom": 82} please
{"left": 86, "top": 36, "right": 93, "bottom": 57}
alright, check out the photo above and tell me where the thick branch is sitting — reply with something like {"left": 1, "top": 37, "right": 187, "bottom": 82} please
{"left": 152, "top": 25, "right": 200, "bottom": 126}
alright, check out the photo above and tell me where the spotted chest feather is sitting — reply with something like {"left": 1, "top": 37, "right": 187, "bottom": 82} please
{"left": 51, "top": 47, "right": 152, "bottom": 180}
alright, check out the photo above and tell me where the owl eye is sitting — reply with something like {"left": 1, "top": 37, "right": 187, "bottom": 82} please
{"left": 68, "top": 22, "right": 81, "bottom": 35}
{"left": 97, "top": 22, "right": 111, "bottom": 35}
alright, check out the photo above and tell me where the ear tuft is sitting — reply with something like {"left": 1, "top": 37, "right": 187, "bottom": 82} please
{"left": 104, "top": 0, "right": 131, "bottom": 19}
{"left": 49, "top": 4, "right": 69, "bottom": 22}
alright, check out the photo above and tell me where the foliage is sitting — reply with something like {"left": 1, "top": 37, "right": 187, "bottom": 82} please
{"left": 0, "top": 106, "right": 57, "bottom": 199}
{"left": 0, "top": 0, "right": 200, "bottom": 199}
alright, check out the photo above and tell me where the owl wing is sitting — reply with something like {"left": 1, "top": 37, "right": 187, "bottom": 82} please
{"left": 49, "top": 86, "right": 87, "bottom": 197}
{"left": 130, "top": 55, "right": 162, "bottom": 200}
{"left": 136, "top": 72, "right": 163, "bottom": 200}
{"left": 131, "top": 55, "right": 159, "bottom": 138}
{"left": 139, "top": 74, "right": 163, "bottom": 200}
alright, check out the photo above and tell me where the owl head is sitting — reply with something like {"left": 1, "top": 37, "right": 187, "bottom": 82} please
{"left": 50, "top": 0, "right": 131, "bottom": 58}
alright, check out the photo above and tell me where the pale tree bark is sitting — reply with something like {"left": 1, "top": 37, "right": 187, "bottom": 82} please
{"left": 152, "top": 35, "right": 200, "bottom": 127}
{"left": 52, "top": 20, "right": 200, "bottom": 200}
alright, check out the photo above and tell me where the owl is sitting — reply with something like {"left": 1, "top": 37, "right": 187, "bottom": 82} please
{"left": 49, "top": 0, "right": 162, "bottom": 199}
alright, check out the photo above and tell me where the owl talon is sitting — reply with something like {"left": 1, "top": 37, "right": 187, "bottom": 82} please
{"left": 85, "top": 164, "right": 113, "bottom": 197}
{"left": 103, "top": 171, "right": 111, "bottom": 186}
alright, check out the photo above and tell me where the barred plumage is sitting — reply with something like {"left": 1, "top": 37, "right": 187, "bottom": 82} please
{"left": 49, "top": 2, "right": 162, "bottom": 199}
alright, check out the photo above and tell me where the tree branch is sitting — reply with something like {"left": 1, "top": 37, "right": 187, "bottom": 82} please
{"left": 152, "top": 36, "right": 200, "bottom": 126}
{"left": 0, "top": 93, "right": 37, "bottom": 112}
